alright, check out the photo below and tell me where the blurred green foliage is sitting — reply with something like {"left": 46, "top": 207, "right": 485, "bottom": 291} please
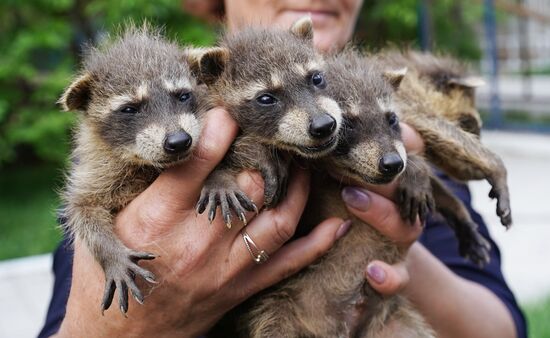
{"left": 0, "top": 0, "right": 484, "bottom": 168}
{"left": 357, "top": 0, "right": 483, "bottom": 60}
{"left": 0, "top": 0, "right": 216, "bottom": 167}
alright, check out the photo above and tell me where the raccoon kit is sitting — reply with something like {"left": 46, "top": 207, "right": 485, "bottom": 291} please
{"left": 59, "top": 27, "right": 206, "bottom": 314}
{"left": 192, "top": 17, "right": 343, "bottom": 226}
{"left": 377, "top": 50, "right": 512, "bottom": 229}
{"left": 211, "top": 47, "right": 512, "bottom": 337}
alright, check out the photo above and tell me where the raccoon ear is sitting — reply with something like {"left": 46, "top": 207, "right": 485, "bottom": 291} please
{"left": 383, "top": 67, "right": 408, "bottom": 90}
{"left": 290, "top": 16, "right": 314, "bottom": 41}
{"left": 189, "top": 47, "right": 229, "bottom": 85}
{"left": 185, "top": 48, "right": 212, "bottom": 78}
{"left": 448, "top": 76, "right": 486, "bottom": 88}
{"left": 58, "top": 73, "right": 92, "bottom": 112}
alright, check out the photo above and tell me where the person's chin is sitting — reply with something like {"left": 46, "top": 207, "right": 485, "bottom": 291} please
{"left": 314, "top": 32, "right": 343, "bottom": 52}
{"left": 278, "top": 10, "right": 337, "bottom": 28}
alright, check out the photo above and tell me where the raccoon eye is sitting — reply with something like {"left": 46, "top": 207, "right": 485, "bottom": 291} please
{"left": 178, "top": 91, "right": 192, "bottom": 102}
{"left": 387, "top": 112, "right": 399, "bottom": 129}
{"left": 311, "top": 72, "right": 326, "bottom": 89}
{"left": 256, "top": 94, "right": 278, "bottom": 106}
{"left": 119, "top": 106, "right": 138, "bottom": 114}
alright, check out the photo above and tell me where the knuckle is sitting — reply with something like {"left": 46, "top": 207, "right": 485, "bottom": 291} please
{"left": 272, "top": 214, "right": 296, "bottom": 245}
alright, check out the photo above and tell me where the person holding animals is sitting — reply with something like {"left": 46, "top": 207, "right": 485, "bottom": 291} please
{"left": 40, "top": 1, "right": 525, "bottom": 337}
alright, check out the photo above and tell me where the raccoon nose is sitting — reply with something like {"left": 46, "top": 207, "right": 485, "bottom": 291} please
{"left": 309, "top": 114, "right": 337, "bottom": 139}
{"left": 164, "top": 131, "right": 192, "bottom": 154}
{"left": 379, "top": 153, "right": 404, "bottom": 176}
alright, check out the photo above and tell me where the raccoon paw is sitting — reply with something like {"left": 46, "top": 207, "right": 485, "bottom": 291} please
{"left": 101, "top": 251, "right": 157, "bottom": 315}
{"left": 397, "top": 185, "right": 435, "bottom": 225}
{"left": 262, "top": 165, "right": 289, "bottom": 209}
{"left": 196, "top": 187, "right": 258, "bottom": 228}
{"left": 488, "top": 187, "right": 512, "bottom": 228}
{"left": 457, "top": 225, "right": 492, "bottom": 267}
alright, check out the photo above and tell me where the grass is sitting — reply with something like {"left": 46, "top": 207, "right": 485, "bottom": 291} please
{"left": 525, "top": 297, "right": 550, "bottom": 338}
{"left": 0, "top": 163, "right": 63, "bottom": 260}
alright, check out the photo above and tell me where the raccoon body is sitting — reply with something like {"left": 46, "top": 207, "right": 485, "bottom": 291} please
{"left": 213, "top": 50, "right": 501, "bottom": 338}
{"left": 378, "top": 51, "right": 511, "bottom": 228}
{"left": 59, "top": 26, "right": 206, "bottom": 314}
{"left": 193, "top": 18, "right": 344, "bottom": 227}
{"left": 222, "top": 50, "right": 436, "bottom": 338}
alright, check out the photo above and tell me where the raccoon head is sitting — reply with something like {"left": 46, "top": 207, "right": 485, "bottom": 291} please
{"left": 59, "top": 27, "right": 205, "bottom": 168}
{"left": 325, "top": 53, "right": 407, "bottom": 185}
{"left": 400, "top": 51, "right": 485, "bottom": 136}
{"left": 431, "top": 74, "right": 485, "bottom": 136}
{"left": 191, "top": 17, "right": 342, "bottom": 158}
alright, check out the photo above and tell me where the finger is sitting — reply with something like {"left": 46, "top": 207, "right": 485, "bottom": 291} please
{"left": 236, "top": 218, "right": 349, "bottom": 298}
{"left": 365, "top": 260, "right": 410, "bottom": 296}
{"left": 215, "top": 170, "right": 266, "bottom": 236}
{"left": 341, "top": 187, "right": 422, "bottom": 247}
{"left": 144, "top": 108, "right": 239, "bottom": 211}
{"left": 227, "top": 166, "right": 310, "bottom": 270}
{"left": 400, "top": 122, "right": 424, "bottom": 155}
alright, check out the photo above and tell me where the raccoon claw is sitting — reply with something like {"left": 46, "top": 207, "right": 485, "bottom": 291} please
{"left": 488, "top": 187, "right": 512, "bottom": 228}
{"left": 262, "top": 166, "right": 289, "bottom": 208}
{"left": 100, "top": 251, "right": 156, "bottom": 314}
{"left": 398, "top": 187, "right": 434, "bottom": 225}
{"left": 458, "top": 227, "right": 492, "bottom": 267}
{"left": 196, "top": 187, "right": 257, "bottom": 228}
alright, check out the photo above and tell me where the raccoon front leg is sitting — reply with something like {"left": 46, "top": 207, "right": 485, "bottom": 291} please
{"left": 403, "top": 114, "right": 512, "bottom": 227}
{"left": 430, "top": 174, "right": 491, "bottom": 266}
{"left": 195, "top": 167, "right": 259, "bottom": 228}
{"left": 196, "top": 138, "right": 292, "bottom": 227}
{"left": 65, "top": 205, "right": 157, "bottom": 314}
{"left": 395, "top": 155, "right": 435, "bottom": 224}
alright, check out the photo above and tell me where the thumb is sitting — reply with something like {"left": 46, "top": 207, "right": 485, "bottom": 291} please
{"left": 365, "top": 260, "right": 410, "bottom": 296}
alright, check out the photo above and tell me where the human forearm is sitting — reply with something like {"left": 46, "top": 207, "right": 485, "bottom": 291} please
{"left": 403, "top": 243, "right": 516, "bottom": 338}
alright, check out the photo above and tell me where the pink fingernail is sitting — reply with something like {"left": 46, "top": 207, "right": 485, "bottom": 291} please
{"left": 367, "top": 263, "right": 386, "bottom": 284}
{"left": 335, "top": 220, "right": 352, "bottom": 240}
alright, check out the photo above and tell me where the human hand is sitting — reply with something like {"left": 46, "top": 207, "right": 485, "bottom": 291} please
{"left": 341, "top": 122, "right": 425, "bottom": 296}
{"left": 55, "top": 108, "right": 349, "bottom": 338}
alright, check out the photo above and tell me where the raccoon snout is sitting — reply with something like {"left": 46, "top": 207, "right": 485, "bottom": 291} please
{"left": 163, "top": 131, "right": 192, "bottom": 154}
{"left": 378, "top": 153, "right": 404, "bottom": 176}
{"left": 309, "top": 113, "right": 337, "bottom": 139}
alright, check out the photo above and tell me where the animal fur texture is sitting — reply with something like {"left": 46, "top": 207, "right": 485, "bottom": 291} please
{"left": 209, "top": 46, "right": 509, "bottom": 337}
{"left": 377, "top": 51, "right": 511, "bottom": 229}
{"left": 193, "top": 17, "right": 344, "bottom": 227}
{"left": 59, "top": 25, "right": 207, "bottom": 314}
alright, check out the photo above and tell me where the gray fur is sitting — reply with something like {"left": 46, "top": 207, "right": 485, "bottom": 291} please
{"left": 194, "top": 18, "right": 343, "bottom": 227}
{"left": 59, "top": 24, "right": 206, "bottom": 314}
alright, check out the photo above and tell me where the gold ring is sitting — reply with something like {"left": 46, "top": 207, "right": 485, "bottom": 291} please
{"left": 241, "top": 230, "right": 269, "bottom": 264}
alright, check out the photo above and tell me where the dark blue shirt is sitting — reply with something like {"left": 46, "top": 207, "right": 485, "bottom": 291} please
{"left": 37, "top": 177, "right": 527, "bottom": 338}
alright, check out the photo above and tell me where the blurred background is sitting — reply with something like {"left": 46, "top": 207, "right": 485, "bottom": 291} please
{"left": 0, "top": 0, "right": 549, "bottom": 337}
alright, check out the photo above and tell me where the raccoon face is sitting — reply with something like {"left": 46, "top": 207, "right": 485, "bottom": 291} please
{"left": 325, "top": 57, "right": 408, "bottom": 185}
{"left": 331, "top": 101, "right": 407, "bottom": 185}
{"left": 59, "top": 30, "right": 203, "bottom": 168}
{"left": 193, "top": 17, "right": 342, "bottom": 158}
{"left": 438, "top": 82, "right": 483, "bottom": 136}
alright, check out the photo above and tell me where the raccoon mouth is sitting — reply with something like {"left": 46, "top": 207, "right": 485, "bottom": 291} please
{"left": 336, "top": 167, "right": 396, "bottom": 186}
{"left": 298, "top": 136, "right": 338, "bottom": 154}
{"left": 156, "top": 153, "right": 191, "bottom": 166}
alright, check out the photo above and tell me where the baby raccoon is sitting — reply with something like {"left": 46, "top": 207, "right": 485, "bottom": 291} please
{"left": 211, "top": 50, "right": 495, "bottom": 338}
{"left": 210, "top": 50, "right": 437, "bottom": 338}
{"left": 192, "top": 17, "right": 343, "bottom": 226}
{"left": 59, "top": 26, "right": 205, "bottom": 314}
{"left": 378, "top": 51, "right": 512, "bottom": 228}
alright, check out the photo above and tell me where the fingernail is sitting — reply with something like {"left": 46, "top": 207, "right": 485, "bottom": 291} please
{"left": 342, "top": 187, "right": 371, "bottom": 211}
{"left": 366, "top": 263, "right": 386, "bottom": 284}
{"left": 335, "top": 220, "right": 352, "bottom": 240}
